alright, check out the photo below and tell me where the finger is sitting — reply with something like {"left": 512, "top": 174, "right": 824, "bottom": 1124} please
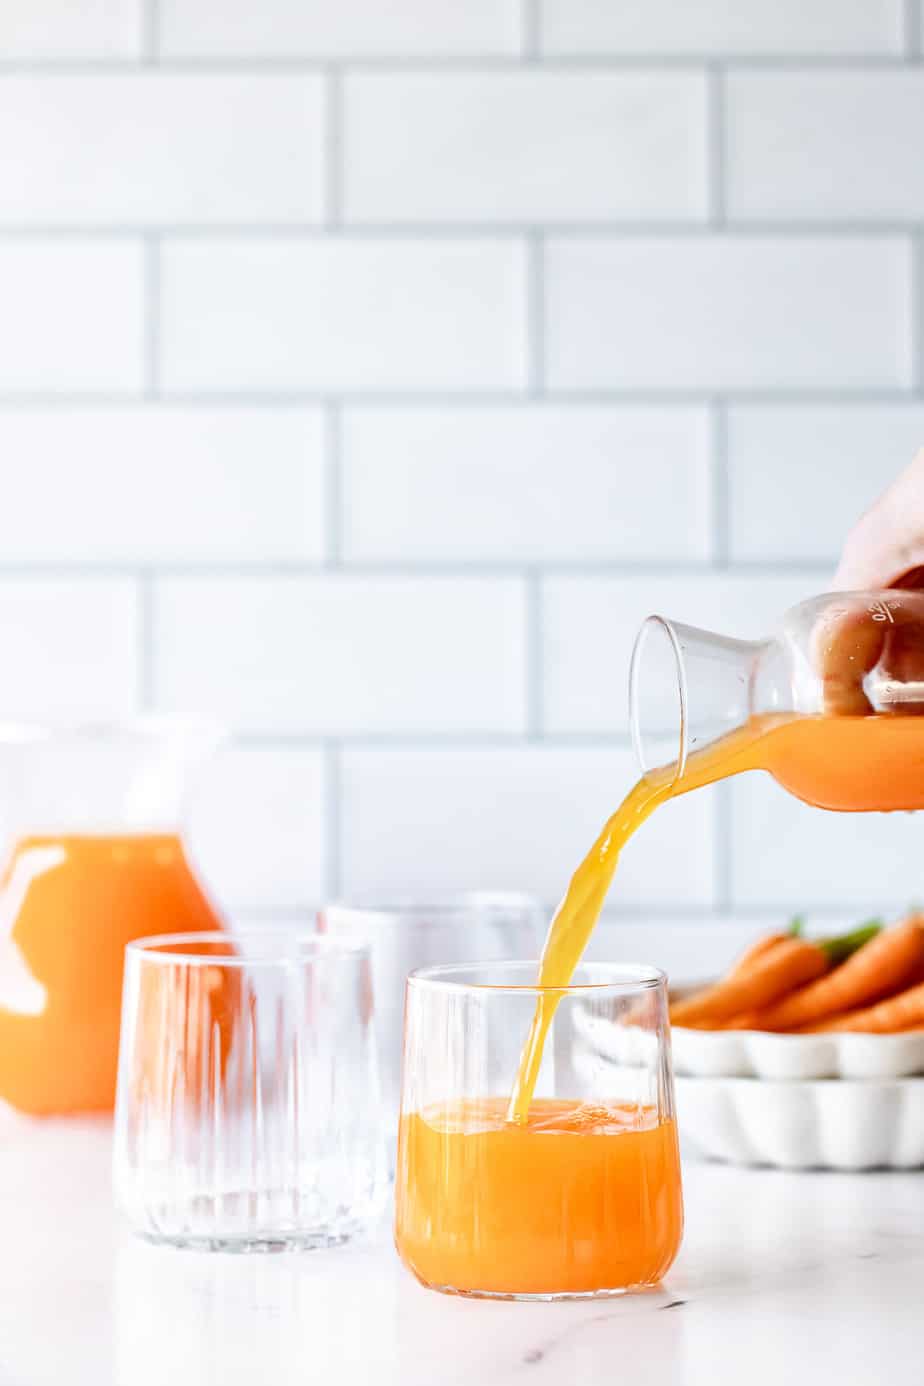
{"left": 833, "top": 448, "right": 924, "bottom": 591}
{"left": 816, "top": 607, "right": 885, "bottom": 715}
{"left": 879, "top": 623, "right": 924, "bottom": 713}
{"left": 892, "top": 565, "right": 924, "bottom": 591}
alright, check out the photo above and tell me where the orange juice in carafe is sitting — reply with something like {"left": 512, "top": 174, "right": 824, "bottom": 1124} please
{"left": 631, "top": 592, "right": 924, "bottom": 806}
{"left": 0, "top": 724, "right": 224, "bottom": 1115}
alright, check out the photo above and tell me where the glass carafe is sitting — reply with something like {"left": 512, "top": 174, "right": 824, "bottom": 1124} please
{"left": 629, "top": 590, "right": 924, "bottom": 812}
{"left": 0, "top": 720, "right": 225, "bottom": 1116}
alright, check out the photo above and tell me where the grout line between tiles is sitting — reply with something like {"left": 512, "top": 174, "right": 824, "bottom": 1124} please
{"left": 525, "top": 573, "right": 543, "bottom": 739}
{"left": 710, "top": 399, "right": 730, "bottom": 567}
{"left": 521, "top": 0, "right": 540, "bottom": 60}
{"left": 322, "top": 742, "right": 342, "bottom": 899}
{"left": 911, "top": 234, "right": 924, "bottom": 392}
{"left": 226, "top": 731, "right": 638, "bottom": 751}
{"left": 0, "top": 558, "right": 834, "bottom": 578}
{"left": 1, "top": 220, "right": 923, "bottom": 238}
{"left": 143, "top": 233, "right": 160, "bottom": 398}
{"left": 229, "top": 902, "right": 867, "bottom": 924}
{"left": 323, "top": 401, "right": 343, "bottom": 566}
{"left": 526, "top": 232, "right": 545, "bottom": 395}
{"left": 137, "top": 572, "right": 155, "bottom": 710}
{"left": 0, "top": 55, "right": 918, "bottom": 74}
{"left": 0, "top": 388, "right": 916, "bottom": 409}
{"left": 324, "top": 68, "right": 344, "bottom": 228}
{"left": 142, "top": 0, "right": 159, "bottom": 63}
{"left": 706, "top": 65, "right": 726, "bottom": 226}
{"left": 0, "top": 388, "right": 919, "bottom": 407}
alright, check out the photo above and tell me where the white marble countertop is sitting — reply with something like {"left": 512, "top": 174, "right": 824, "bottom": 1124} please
{"left": 2, "top": 1116, "right": 922, "bottom": 1386}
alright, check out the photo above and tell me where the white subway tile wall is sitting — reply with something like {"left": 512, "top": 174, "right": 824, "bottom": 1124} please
{"left": 344, "top": 72, "right": 709, "bottom": 224}
{"left": 340, "top": 748, "right": 716, "bottom": 908}
{"left": 728, "top": 406, "right": 924, "bottom": 563}
{"left": 160, "top": 239, "right": 528, "bottom": 393}
{"left": 538, "top": 1, "right": 905, "bottom": 56}
{"left": 0, "top": 580, "right": 138, "bottom": 721}
{"left": 0, "top": 242, "right": 144, "bottom": 392}
{"left": 1, "top": 1, "right": 144, "bottom": 60}
{"left": 727, "top": 72, "right": 924, "bottom": 222}
{"left": 0, "top": 3, "right": 921, "bottom": 924}
{"left": 729, "top": 775, "right": 924, "bottom": 912}
{"left": 342, "top": 406, "right": 712, "bottom": 563}
{"left": 187, "top": 747, "right": 326, "bottom": 913}
{"left": 0, "top": 76, "right": 326, "bottom": 225}
{"left": 153, "top": 576, "right": 527, "bottom": 735}
{"left": 0, "top": 408, "right": 326, "bottom": 562}
{"left": 158, "top": 0, "right": 522, "bottom": 59}
{"left": 545, "top": 237, "right": 912, "bottom": 391}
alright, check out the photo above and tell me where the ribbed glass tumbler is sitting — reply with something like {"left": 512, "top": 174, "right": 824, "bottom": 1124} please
{"left": 114, "top": 932, "right": 387, "bottom": 1252}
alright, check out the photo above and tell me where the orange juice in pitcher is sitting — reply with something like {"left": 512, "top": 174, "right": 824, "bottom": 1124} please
{"left": 0, "top": 722, "right": 225, "bottom": 1115}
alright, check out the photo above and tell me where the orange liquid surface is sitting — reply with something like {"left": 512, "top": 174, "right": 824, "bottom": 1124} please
{"left": 0, "top": 833, "right": 223, "bottom": 1115}
{"left": 395, "top": 1099, "right": 682, "bottom": 1297}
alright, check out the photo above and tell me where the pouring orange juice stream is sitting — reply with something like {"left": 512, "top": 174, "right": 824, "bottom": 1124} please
{"left": 509, "top": 707, "right": 924, "bottom": 1122}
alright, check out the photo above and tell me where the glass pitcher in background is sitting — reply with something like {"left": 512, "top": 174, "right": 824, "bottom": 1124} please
{"left": 629, "top": 590, "right": 924, "bottom": 812}
{"left": 0, "top": 720, "right": 225, "bottom": 1116}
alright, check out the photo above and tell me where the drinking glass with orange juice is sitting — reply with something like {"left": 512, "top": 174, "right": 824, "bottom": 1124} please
{"left": 0, "top": 721, "right": 226, "bottom": 1115}
{"left": 395, "top": 963, "right": 682, "bottom": 1300}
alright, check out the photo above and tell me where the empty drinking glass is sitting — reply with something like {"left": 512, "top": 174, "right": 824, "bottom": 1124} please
{"left": 114, "top": 932, "right": 387, "bottom": 1251}
{"left": 317, "top": 894, "right": 544, "bottom": 1158}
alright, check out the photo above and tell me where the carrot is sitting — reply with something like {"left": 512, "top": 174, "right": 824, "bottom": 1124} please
{"left": 669, "top": 922, "right": 882, "bottom": 1029}
{"left": 669, "top": 936, "right": 830, "bottom": 1027}
{"left": 726, "top": 932, "right": 789, "bottom": 979}
{"left": 804, "top": 979, "right": 924, "bottom": 1033}
{"left": 744, "top": 918, "right": 922, "bottom": 1032}
{"left": 667, "top": 930, "right": 790, "bottom": 1028}
{"left": 714, "top": 917, "right": 807, "bottom": 989}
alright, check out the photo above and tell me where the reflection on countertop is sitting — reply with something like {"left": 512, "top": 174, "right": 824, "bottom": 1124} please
{"left": 1, "top": 1111, "right": 922, "bottom": 1386}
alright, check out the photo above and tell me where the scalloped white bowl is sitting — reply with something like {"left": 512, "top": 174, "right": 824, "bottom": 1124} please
{"left": 671, "top": 1025, "right": 924, "bottom": 1080}
{"left": 676, "top": 1075, "right": 924, "bottom": 1170}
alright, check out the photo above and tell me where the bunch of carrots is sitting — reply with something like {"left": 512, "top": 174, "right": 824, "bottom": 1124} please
{"left": 670, "top": 914, "right": 924, "bottom": 1033}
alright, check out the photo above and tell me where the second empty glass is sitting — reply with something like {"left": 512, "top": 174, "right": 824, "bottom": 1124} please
{"left": 317, "top": 893, "right": 544, "bottom": 1148}
{"left": 114, "top": 931, "right": 387, "bottom": 1251}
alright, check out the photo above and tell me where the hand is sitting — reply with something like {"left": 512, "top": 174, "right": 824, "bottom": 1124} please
{"left": 833, "top": 449, "right": 924, "bottom": 592}
{"left": 822, "top": 450, "right": 924, "bottom": 714}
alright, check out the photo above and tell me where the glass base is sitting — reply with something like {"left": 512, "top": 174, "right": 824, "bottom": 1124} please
{"left": 138, "top": 1227, "right": 361, "bottom": 1254}
{"left": 122, "top": 1181, "right": 388, "bottom": 1254}
{"left": 407, "top": 1266, "right": 661, "bottom": 1301}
